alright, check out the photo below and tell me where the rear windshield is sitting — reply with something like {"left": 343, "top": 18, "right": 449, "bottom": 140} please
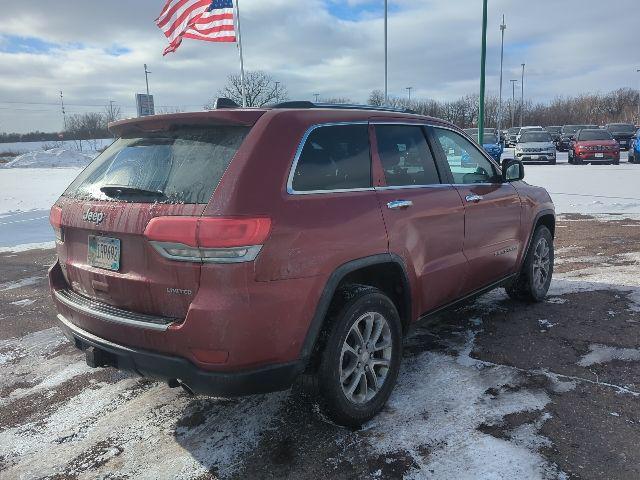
{"left": 545, "top": 126, "right": 561, "bottom": 133}
{"left": 483, "top": 134, "right": 499, "bottom": 144}
{"left": 578, "top": 130, "right": 613, "bottom": 141}
{"left": 64, "top": 127, "right": 249, "bottom": 204}
{"left": 606, "top": 124, "right": 635, "bottom": 133}
{"left": 562, "top": 125, "right": 585, "bottom": 135}
{"left": 519, "top": 132, "right": 552, "bottom": 143}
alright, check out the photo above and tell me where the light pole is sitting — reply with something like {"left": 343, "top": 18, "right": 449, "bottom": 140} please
{"left": 520, "top": 63, "right": 525, "bottom": 126}
{"left": 144, "top": 64, "right": 151, "bottom": 102}
{"left": 275, "top": 81, "right": 280, "bottom": 102}
{"left": 384, "top": 0, "right": 388, "bottom": 104}
{"left": 636, "top": 68, "right": 640, "bottom": 124}
{"left": 406, "top": 87, "right": 413, "bottom": 102}
{"left": 498, "top": 15, "right": 506, "bottom": 143}
{"left": 510, "top": 79, "right": 518, "bottom": 128}
{"left": 478, "top": 0, "right": 488, "bottom": 145}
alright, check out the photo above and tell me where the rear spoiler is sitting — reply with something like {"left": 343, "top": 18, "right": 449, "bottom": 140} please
{"left": 109, "top": 110, "right": 266, "bottom": 136}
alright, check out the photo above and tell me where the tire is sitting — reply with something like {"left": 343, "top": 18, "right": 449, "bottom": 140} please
{"left": 506, "top": 226, "right": 554, "bottom": 303}
{"left": 315, "top": 285, "right": 403, "bottom": 427}
{"left": 549, "top": 159, "right": 556, "bottom": 165}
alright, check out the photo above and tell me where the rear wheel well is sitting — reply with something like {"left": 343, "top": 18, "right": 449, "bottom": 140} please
{"left": 336, "top": 262, "right": 410, "bottom": 330}
{"left": 303, "top": 262, "right": 410, "bottom": 375}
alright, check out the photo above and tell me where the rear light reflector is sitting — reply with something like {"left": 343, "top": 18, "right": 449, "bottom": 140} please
{"left": 50, "top": 205, "right": 64, "bottom": 243}
{"left": 144, "top": 216, "right": 271, "bottom": 263}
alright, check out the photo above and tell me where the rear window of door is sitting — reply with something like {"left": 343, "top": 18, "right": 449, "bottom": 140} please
{"left": 290, "top": 124, "right": 371, "bottom": 192}
{"left": 63, "top": 127, "right": 249, "bottom": 204}
{"left": 433, "top": 128, "right": 500, "bottom": 184}
{"left": 375, "top": 125, "right": 441, "bottom": 186}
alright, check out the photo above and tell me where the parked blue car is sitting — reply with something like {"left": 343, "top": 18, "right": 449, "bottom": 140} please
{"left": 463, "top": 129, "right": 504, "bottom": 162}
{"left": 629, "top": 128, "right": 640, "bottom": 164}
{"left": 482, "top": 132, "right": 504, "bottom": 162}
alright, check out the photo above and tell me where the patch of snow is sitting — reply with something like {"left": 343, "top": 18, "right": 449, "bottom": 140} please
{"left": 0, "top": 167, "right": 81, "bottom": 215}
{"left": 4, "top": 148, "right": 95, "bottom": 169}
{"left": 0, "top": 139, "right": 112, "bottom": 155}
{"left": 0, "top": 276, "right": 42, "bottom": 292}
{"left": 545, "top": 297, "right": 568, "bottom": 305}
{"left": 577, "top": 344, "right": 640, "bottom": 367}
{"left": 0, "top": 241, "right": 56, "bottom": 253}
{"left": 363, "top": 331, "right": 565, "bottom": 479}
{"left": 10, "top": 299, "right": 36, "bottom": 307}
{"left": 538, "top": 319, "right": 557, "bottom": 330}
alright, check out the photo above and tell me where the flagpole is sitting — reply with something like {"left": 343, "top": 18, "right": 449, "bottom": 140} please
{"left": 234, "top": 0, "right": 247, "bottom": 107}
{"left": 384, "top": 0, "right": 388, "bottom": 105}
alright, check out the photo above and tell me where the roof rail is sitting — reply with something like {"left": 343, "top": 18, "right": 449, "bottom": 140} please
{"left": 270, "top": 101, "right": 417, "bottom": 115}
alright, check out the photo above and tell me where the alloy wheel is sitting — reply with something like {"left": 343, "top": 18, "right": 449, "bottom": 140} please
{"left": 532, "top": 237, "right": 551, "bottom": 292}
{"left": 339, "top": 311, "right": 392, "bottom": 404}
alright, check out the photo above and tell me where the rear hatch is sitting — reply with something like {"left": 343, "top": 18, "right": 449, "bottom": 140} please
{"left": 53, "top": 124, "right": 251, "bottom": 319}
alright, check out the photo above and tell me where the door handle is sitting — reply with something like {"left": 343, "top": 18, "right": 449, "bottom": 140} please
{"left": 465, "top": 194, "right": 483, "bottom": 203}
{"left": 387, "top": 200, "right": 413, "bottom": 210}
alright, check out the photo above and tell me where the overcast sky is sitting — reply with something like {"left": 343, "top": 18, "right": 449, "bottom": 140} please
{"left": 0, "top": 0, "right": 638, "bottom": 133}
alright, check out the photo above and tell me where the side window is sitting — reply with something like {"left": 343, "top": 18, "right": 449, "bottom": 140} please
{"left": 433, "top": 128, "right": 499, "bottom": 184}
{"left": 375, "top": 125, "right": 440, "bottom": 186}
{"left": 291, "top": 124, "right": 371, "bottom": 192}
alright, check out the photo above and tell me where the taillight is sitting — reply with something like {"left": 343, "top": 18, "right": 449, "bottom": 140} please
{"left": 144, "top": 216, "right": 272, "bottom": 263}
{"left": 50, "top": 205, "right": 64, "bottom": 243}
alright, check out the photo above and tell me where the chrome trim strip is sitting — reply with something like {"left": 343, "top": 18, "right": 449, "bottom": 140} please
{"left": 54, "top": 289, "right": 175, "bottom": 331}
{"left": 286, "top": 121, "right": 370, "bottom": 195}
{"left": 57, "top": 313, "right": 142, "bottom": 352}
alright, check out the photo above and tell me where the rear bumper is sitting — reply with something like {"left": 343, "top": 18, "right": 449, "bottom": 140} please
{"left": 56, "top": 312, "right": 305, "bottom": 396}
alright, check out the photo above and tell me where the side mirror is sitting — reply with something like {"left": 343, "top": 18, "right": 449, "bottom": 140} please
{"left": 502, "top": 159, "right": 524, "bottom": 182}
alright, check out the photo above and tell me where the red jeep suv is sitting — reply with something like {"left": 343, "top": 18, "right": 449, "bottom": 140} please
{"left": 49, "top": 102, "right": 555, "bottom": 426}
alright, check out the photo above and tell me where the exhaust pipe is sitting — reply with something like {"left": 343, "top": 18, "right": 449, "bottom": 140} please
{"left": 167, "top": 378, "right": 194, "bottom": 395}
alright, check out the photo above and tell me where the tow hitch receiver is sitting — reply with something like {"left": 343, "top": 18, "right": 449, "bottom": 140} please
{"left": 85, "top": 346, "right": 116, "bottom": 368}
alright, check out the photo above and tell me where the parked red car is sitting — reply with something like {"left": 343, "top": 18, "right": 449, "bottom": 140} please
{"left": 49, "top": 102, "right": 555, "bottom": 425}
{"left": 569, "top": 129, "right": 620, "bottom": 165}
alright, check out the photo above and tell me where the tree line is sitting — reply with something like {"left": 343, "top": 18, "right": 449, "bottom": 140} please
{"left": 369, "top": 88, "right": 640, "bottom": 128}
{"left": 3, "top": 74, "right": 638, "bottom": 144}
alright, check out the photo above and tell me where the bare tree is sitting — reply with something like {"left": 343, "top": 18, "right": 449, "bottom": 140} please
{"left": 66, "top": 112, "right": 108, "bottom": 151}
{"left": 206, "top": 71, "right": 288, "bottom": 108}
{"left": 368, "top": 90, "right": 385, "bottom": 106}
{"left": 103, "top": 102, "right": 122, "bottom": 138}
{"left": 104, "top": 102, "right": 122, "bottom": 125}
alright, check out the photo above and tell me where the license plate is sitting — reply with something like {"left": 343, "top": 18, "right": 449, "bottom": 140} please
{"left": 88, "top": 235, "right": 121, "bottom": 271}
{"left": 595, "top": 153, "right": 604, "bottom": 158}
{"left": 530, "top": 155, "right": 539, "bottom": 160}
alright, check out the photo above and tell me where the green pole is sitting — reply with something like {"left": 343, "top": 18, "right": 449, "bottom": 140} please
{"left": 478, "top": 0, "right": 488, "bottom": 146}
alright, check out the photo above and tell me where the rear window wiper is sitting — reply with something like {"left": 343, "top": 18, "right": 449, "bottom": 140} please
{"left": 100, "top": 185, "right": 166, "bottom": 199}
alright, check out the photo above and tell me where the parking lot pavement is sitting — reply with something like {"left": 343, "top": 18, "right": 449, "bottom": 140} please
{"left": 1, "top": 217, "right": 639, "bottom": 479}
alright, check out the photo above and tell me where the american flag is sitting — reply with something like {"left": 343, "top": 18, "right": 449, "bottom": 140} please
{"left": 156, "top": 0, "right": 236, "bottom": 55}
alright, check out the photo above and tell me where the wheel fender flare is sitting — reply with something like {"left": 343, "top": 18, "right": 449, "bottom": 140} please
{"left": 299, "top": 253, "right": 411, "bottom": 362}
{"left": 520, "top": 209, "right": 555, "bottom": 269}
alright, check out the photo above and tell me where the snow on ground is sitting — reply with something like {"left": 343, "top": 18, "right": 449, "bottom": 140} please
{"left": 0, "top": 168, "right": 82, "bottom": 249}
{"left": 0, "top": 138, "right": 112, "bottom": 155}
{"left": 504, "top": 150, "right": 640, "bottom": 216}
{"left": 578, "top": 344, "right": 640, "bottom": 367}
{"left": 3, "top": 148, "right": 94, "bottom": 168}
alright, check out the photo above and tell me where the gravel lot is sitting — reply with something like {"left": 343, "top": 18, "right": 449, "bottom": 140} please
{"left": 1, "top": 217, "right": 639, "bottom": 479}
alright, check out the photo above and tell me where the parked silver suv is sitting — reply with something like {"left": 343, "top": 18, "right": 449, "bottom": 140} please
{"left": 515, "top": 130, "right": 557, "bottom": 165}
